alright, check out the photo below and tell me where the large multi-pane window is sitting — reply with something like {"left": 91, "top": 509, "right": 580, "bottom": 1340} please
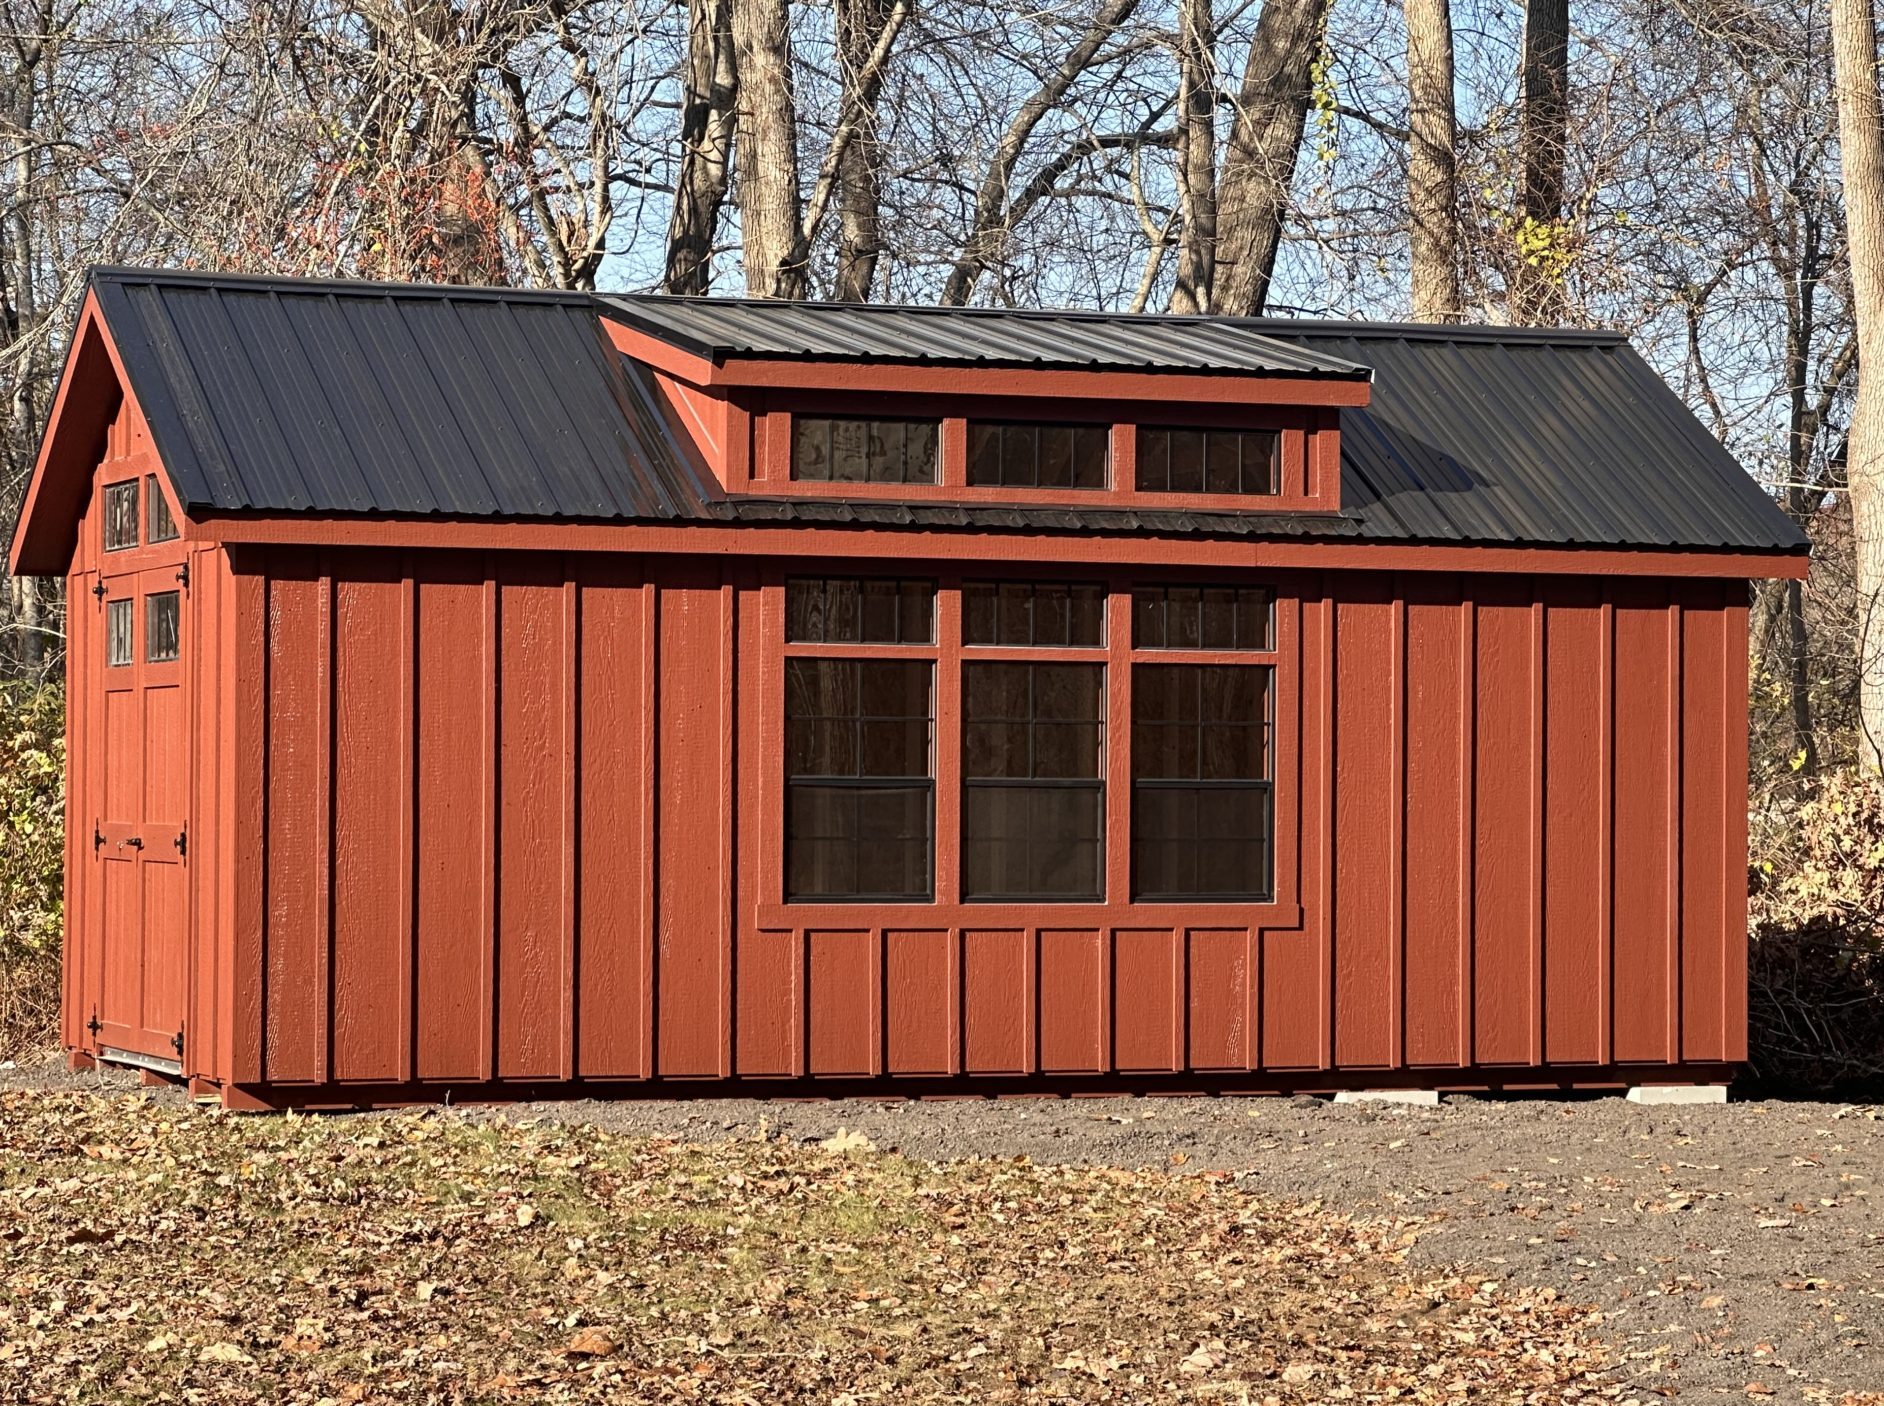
{"left": 962, "top": 662, "right": 1106, "bottom": 900}
{"left": 1131, "top": 665, "right": 1272, "bottom": 901}
{"left": 780, "top": 577, "right": 1277, "bottom": 907}
{"left": 792, "top": 416, "right": 939, "bottom": 484}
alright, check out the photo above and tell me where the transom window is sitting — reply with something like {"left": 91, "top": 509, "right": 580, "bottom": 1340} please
{"left": 1136, "top": 427, "right": 1278, "bottom": 496}
{"left": 787, "top": 577, "right": 934, "bottom": 644}
{"left": 792, "top": 415, "right": 939, "bottom": 484}
{"left": 103, "top": 481, "right": 139, "bottom": 551}
{"left": 785, "top": 658, "right": 934, "bottom": 901}
{"left": 1132, "top": 584, "right": 1273, "bottom": 650}
{"left": 780, "top": 577, "right": 1281, "bottom": 908}
{"left": 966, "top": 422, "right": 1108, "bottom": 489}
{"left": 963, "top": 581, "right": 1105, "bottom": 647}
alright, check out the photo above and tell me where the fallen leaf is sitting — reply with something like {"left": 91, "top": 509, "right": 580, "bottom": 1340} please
{"left": 565, "top": 1327, "right": 617, "bottom": 1358}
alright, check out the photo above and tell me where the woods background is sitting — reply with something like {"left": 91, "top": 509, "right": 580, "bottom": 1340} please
{"left": 0, "top": 0, "right": 1878, "bottom": 1085}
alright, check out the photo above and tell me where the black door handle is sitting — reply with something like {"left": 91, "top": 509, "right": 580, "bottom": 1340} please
{"left": 117, "top": 836, "right": 143, "bottom": 851}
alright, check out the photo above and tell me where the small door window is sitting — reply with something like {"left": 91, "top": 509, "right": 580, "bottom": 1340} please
{"left": 106, "top": 599, "right": 133, "bottom": 666}
{"left": 103, "top": 481, "right": 139, "bottom": 551}
{"left": 145, "top": 475, "right": 178, "bottom": 543}
{"left": 146, "top": 591, "right": 180, "bottom": 663}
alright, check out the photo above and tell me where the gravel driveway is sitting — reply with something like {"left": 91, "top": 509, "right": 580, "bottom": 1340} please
{"left": 10, "top": 1055, "right": 1880, "bottom": 1401}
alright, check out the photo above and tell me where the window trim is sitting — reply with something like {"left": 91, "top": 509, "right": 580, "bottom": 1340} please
{"left": 761, "top": 571, "right": 1299, "bottom": 927}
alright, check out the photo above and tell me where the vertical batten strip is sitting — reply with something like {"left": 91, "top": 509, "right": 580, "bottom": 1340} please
{"left": 481, "top": 571, "right": 499, "bottom": 1084}
{"left": 1456, "top": 591, "right": 1476, "bottom": 1068}
{"left": 639, "top": 576, "right": 657, "bottom": 1080}
{"left": 316, "top": 561, "right": 334, "bottom": 1084}
{"left": 1389, "top": 590, "right": 1406, "bottom": 1069}
{"left": 1666, "top": 598, "right": 1684, "bottom": 1064}
{"left": 935, "top": 575, "right": 964, "bottom": 907}
{"left": 1599, "top": 588, "right": 1615, "bottom": 1065}
{"left": 1529, "top": 593, "right": 1547, "bottom": 1066}
{"left": 231, "top": 566, "right": 266, "bottom": 1086}
{"left": 561, "top": 571, "right": 579, "bottom": 1083}
{"left": 1318, "top": 589, "right": 1335, "bottom": 1072}
{"left": 1723, "top": 595, "right": 1750, "bottom": 1062}
{"left": 398, "top": 566, "right": 416, "bottom": 1084}
{"left": 719, "top": 577, "right": 737, "bottom": 1079}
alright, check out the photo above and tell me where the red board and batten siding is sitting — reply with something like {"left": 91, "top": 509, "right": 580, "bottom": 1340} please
{"left": 215, "top": 546, "right": 1747, "bottom": 1101}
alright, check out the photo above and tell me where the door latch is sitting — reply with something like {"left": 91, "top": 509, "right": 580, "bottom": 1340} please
{"left": 117, "top": 836, "right": 143, "bottom": 851}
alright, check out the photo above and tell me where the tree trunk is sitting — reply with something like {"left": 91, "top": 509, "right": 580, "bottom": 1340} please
{"left": 733, "top": 0, "right": 806, "bottom": 298}
{"left": 1831, "top": 0, "right": 1884, "bottom": 776}
{"left": 832, "top": 0, "right": 895, "bottom": 301}
{"left": 1213, "top": 0, "right": 1330, "bottom": 316}
{"left": 1405, "top": 0, "right": 1459, "bottom": 322}
{"left": 1169, "top": 0, "right": 1218, "bottom": 314}
{"left": 1514, "top": 0, "right": 1568, "bottom": 323}
{"left": 666, "top": 0, "right": 738, "bottom": 295}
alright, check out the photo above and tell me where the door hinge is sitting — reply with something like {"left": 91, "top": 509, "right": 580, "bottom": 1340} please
{"left": 176, "top": 561, "right": 189, "bottom": 591}
{"left": 91, "top": 581, "right": 105, "bottom": 600}
{"left": 86, "top": 1008, "right": 101, "bottom": 1036}
{"left": 171, "top": 1026, "right": 185, "bottom": 1059}
{"left": 93, "top": 826, "right": 105, "bottom": 852}
{"left": 174, "top": 828, "right": 187, "bottom": 858}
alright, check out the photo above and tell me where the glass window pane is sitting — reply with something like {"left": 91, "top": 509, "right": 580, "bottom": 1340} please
{"left": 963, "top": 422, "right": 1107, "bottom": 489}
{"left": 903, "top": 420, "right": 938, "bottom": 483}
{"left": 793, "top": 417, "right": 939, "bottom": 485}
{"left": 1137, "top": 429, "right": 1169, "bottom": 492}
{"left": 103, "top": 481, "right": 138, "bottom": 551}
{"left": 1131, "top": 782, "right": 1271, "bottom": 899}
{"left": 831, "top": 418, "right": 869, "bottom": 482}
{"left": 1168, "top": 430, "right": 1205, "bottom": 493}
{"left": 1068, "top": 585, "right": 1106, "bottom": 646}
{"left": 146, "top": 591, "right": 180, "bottom": 663}
{"left": 962, "top": 784, "right": 1102, "bottom": 900}
{"left": 1136, "top": 427, "right": 1279, "bottom": 496}
{"left": 965, "top": 662, "right": 1103, "bottom": 784}
{"left": 964, "top": 582, "right": 1105, "bottom": 647}
{"left": 792, "top": 417, "right": 831, "bottom": 480}
{"left": 145, "top": 476, "right": 179, "bottom": 543}
{"left": 1132, "top": 584, "right": 1273, "bottom": 651}
{"left": 1205, "top": 431, "right": 1241, "bottom": 495}
{"left": 996, "top": 582, "right": 1032, "bottom": 645}
{"left": 786, "top": 578, "right": 934, "bottom": 643}
{"left": 106, "top": 599, "right": 132, "bottom": 667}
{"left": 966, "top": 422, "right": 1002, "bottom": 486}
{"left": 1238, "top": 431, "right": 1278, "bottom": 493}
{"left": 1167, "top": 587, "right": 1202, "bottom": 648}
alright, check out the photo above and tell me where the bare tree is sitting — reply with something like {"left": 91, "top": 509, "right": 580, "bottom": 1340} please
{"left": 1513, "top": 0, "right": 1569, "bottom": 322}
{"left": 1829, "top": 0, "right": 1884, "bottom": 773}
{"left": 831, "top": 0, "right": 899, "bottom": 301}
{"left": 1406, "top": 0, "right": 1459, "bottom": 321}
{"left": 1213, "top": 0, "right": 1332, "bottom": 315}
{"left": 666, "top": 0, "right": 738, "bottom": 295}
{"left": 1170, "top": 0, "right": 1219, "bottom": 313}
{"left": 733, "top": 0, "right": 804, "bottom": 297}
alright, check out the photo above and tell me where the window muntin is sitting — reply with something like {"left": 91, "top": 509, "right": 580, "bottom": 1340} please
{"left": 785, "top": 658, "right": 934, "bottom": 901}
{"left": 103, "top": 481, "right": 139, "bottom": 551}
{"left": 962, "top": 662, "right": 1104, "bottom": 901}
{"left": 792, "top": 415, "right": 939, "bottom": 484}
{"left": 963, "top": 581, "right": 1105, "bottom": 648}
{"left": 146, "top": 591, "right": 180, "bottom": 663}
{"left": 106, "top": 599, "right": 133, "bottom": 667}
{"left": 787, "top": 577, "right": 935, "bottom": 644}
{"left": 1132, "top": 584, "right": 1273, "bottom": 651}
{"left": 1131, "top": 664, "right": 1272, "bottom": 900}
{"left": 145, "top": 475, "right": 179, "bottom": 543}
{"left": 1136, "top": 427, "right": 1278, "bottom": 496}
{"left": 966, "top": 422, "right": 1108, "bottom": 489}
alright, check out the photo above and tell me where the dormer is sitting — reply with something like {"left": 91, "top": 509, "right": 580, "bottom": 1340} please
{"left": 598, "top": 298, "right": 1371, "bottom": 517}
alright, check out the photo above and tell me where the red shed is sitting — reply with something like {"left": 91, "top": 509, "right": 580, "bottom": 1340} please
{"left": 7, "top": 268, "right": 1807, "bottom": 1110}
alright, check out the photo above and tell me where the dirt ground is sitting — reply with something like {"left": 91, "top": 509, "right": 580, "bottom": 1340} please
{"left": 8, "top": 1054, "right": 1881, "bottom": 1402}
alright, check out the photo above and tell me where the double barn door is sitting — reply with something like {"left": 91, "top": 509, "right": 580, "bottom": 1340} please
{"left": 91, "top": 559, "right": 189, "bottom": 1068}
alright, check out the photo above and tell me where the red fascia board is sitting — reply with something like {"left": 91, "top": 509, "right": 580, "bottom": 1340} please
{"left": 191, "top": 511, "right": 1809, "bottom": 580}
{"left": 599, "top": 316, "right": 1373, "bottom": 408}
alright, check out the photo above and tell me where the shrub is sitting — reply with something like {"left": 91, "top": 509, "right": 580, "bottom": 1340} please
{"left": 1747, "top": 764, "right": 1884, "bottom": 1093}
{"left": 0, "top": 683, "right": 63, "bottom": 1059}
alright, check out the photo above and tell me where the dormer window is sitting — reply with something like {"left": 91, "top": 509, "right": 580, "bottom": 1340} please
{"left": 1135, "top": 426, "right": 1278, "bottom": 496}
{"left": 966, "top": 421, "right": 1109, "bottom": 489}
{"left": 792, "top": 415, "right": 939, "bottom": 484}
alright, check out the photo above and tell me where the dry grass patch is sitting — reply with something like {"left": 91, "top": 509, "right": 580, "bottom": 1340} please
{"left": 0, "top": 1090, "right": 1607, "bottom": 1403}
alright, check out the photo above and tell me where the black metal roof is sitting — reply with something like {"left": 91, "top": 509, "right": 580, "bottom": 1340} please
{"left": 599, "top": 294, "right": 1373, "bottom": 380}
{"left": 89, "top": 267, "right": 718, "bottom": 520}
{"left": 77, "top": 268, "right": 1805, "bottom": 555}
